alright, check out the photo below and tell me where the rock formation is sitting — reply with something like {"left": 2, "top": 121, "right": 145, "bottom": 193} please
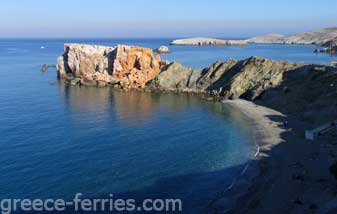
{"left": 149, "top": 62, "right": 201, "bottom": 91}
{"left": 57, "top": 44, "right": 161, "bottom": 88}
{"left": 170, "top": 37, "right": 248, "bottom": 46}
{"left": 155, "top": 46, "right": 169, "bottom": 54}
{"left": 111, "top": 45, "right": 161, "bottom": 88}
{"left": 322, "top": 38, "right": 337, "bottom": 53}
{"left": 247, "top": 27, "right": 337, "bottom": 45}
{"left": 57, "top": 43, "right": 337, "bottom": 125}
{"left": 149, "top": 57, "right": 305, "bottom": 99}
{"left": 149, "top": 56, "right": 337, "bottom": 124}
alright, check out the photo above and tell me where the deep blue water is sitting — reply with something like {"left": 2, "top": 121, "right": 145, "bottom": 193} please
{"left": 0, "top": 39, "right": 335, "bottom": 213}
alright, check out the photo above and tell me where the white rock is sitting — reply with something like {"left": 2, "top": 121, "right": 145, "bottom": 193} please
{"left": 156, "top": 46, "right": 169, "bottom": 53}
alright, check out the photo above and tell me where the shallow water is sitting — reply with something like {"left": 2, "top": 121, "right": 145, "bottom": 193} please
{"left": 0, "top": 39, "right": 334, "bottom": 213}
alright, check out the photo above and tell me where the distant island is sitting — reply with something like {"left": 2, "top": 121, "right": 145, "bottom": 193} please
{"left": 247, "top": 27, "right": 337, "bottom": 45}
{"left": 169, "top": 28, "right": 337, "bottom": 53}
{"left": 170, "top": 37, "right": 248, "bottom": 46}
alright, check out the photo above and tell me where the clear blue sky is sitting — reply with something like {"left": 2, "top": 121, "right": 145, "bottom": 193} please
{"left": 1, "top": 0, "right": 337, "bottom": 38}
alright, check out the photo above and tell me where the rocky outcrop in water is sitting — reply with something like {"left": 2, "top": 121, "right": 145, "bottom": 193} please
{"left": 155, "top": 46, "right": 169, "bottom": 54}
{"left": 170, "top": 37, "right": 248, "bottom": 46}
{"left": 247, "top": 27, "right": 337, "bottom": 45}
{"left": 57, "top": 44, "right": 161, "bottom": 88}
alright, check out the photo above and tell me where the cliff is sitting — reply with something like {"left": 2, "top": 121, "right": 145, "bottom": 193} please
{"left": 57, "top": 44, "right": 161, "bottom": 88}
{"left": 170, "top": 37, "right": 248, "bottom": 46}
{"left": 247, "top": 27, "right": 337, "bottom": 45}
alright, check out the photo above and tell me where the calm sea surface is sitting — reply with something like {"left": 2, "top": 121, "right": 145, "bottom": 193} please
{"left": 0, "top": 39, "right": 335, "bottom": 213}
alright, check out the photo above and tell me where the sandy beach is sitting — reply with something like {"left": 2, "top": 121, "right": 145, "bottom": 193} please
{"left": 209, "top": 99, "right": 337, "bottom": 214}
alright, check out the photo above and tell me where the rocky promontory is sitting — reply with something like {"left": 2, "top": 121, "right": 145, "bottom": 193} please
{"left": 57, "top": 44, "right": 162, "bottom": 89}
{"left": 247, "top": 27, "right": 337, "bottom": 45}
{"left": 57, "top": 43, "right": 337, "bottom": 125}
{"left": 170, "top": 37, "right": 248, "bottom": 46}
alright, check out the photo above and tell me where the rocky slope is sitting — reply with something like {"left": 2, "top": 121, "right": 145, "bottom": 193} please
{"left": 323, "top": 38, "right": 337, "bottom": 53}
{"left": 150, "top": 57, "right": 305, "bottom": 99}
{"left": 245, "top": 34, "right": 285, "bottom": 44}
{"left": 170, "top": 37, "right": 248, "bottom": 46}
{"left": 149, "top": 56, "right": 337, "bottom": 125}
{"left": 57, "top": 44, "right": 161, "bottom": 88}
{"left": 247, "top": 27, "right": 337, "bottom": 45}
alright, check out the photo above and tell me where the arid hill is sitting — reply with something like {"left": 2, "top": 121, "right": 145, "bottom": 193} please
{"left": 247, "top": 27, "right": 337, "bottom": 45}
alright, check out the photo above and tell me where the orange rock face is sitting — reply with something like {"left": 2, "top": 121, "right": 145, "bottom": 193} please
{"left": 112, "top": 45, "right": 161, "bottom": 88}
{"left": 57, "top": 44, "right": 161, "bottom": 88}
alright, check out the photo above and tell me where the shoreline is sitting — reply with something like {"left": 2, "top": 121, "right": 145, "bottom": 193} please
{"left": 213, "top": 99, "right": 337, "bottom": 214}
{"left": 55, "top": 42, "right": 337, "bottom": 213}
{"left": 208, "top": 99, "right": 286, "bottom": 213}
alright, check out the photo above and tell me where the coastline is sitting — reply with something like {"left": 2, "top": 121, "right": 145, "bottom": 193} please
{"left": 211, "top": 99, "right": 337, "bottom": 214}
{"left": 208, "top": 99, "right": 286, "bottom": 213}
{"left": 54, "top": 42, "right": 337, "bottom": 213}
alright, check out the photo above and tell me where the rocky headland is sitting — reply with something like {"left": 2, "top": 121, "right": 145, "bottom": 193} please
{"left": 247, "top": 27, "right": 337, "bottom": 45}
{"left": 56, "top": 43, "right": 337, "bottom": 213}
{"left": 170, "top": 37, "right": 248, "bottom": 46}
{"left": 57, "top": 43, "right": 337, "bottom": 126}
{"left": 57, "top": 44, "right": 162, "bottom": 89}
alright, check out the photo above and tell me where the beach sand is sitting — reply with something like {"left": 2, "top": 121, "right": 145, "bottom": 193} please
{"left": 210, "top": 99, "right": 337, "bottom": 214}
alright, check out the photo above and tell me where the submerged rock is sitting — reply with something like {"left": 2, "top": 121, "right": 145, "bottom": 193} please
{"left": 70, "top": 78, "right": 81, "bottom": 85}
{"left": 41, "top": 64, "right": 49, "bottom": 72}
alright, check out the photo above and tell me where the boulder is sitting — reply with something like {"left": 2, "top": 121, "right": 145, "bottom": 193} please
{"left": 156, "top": 46, "right": 170, "bottom": 54}
{"left": 57, "top": 44, "right": 161, "bottom": 88}
{"left": 70, "top": 78, "right": 81, "bottom": 85}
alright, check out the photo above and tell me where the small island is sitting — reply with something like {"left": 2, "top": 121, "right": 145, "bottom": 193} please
{"left": 170, "top": 37, "right": 248, "bottom": 46}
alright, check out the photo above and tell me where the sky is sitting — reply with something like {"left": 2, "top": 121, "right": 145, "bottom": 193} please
{"left": 1, "top": 0, "right": 337, "bottom": 38}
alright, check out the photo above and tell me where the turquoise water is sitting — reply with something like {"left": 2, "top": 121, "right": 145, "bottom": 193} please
{"left": 0, "top": 39, "right": 335, "bottom": 213}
